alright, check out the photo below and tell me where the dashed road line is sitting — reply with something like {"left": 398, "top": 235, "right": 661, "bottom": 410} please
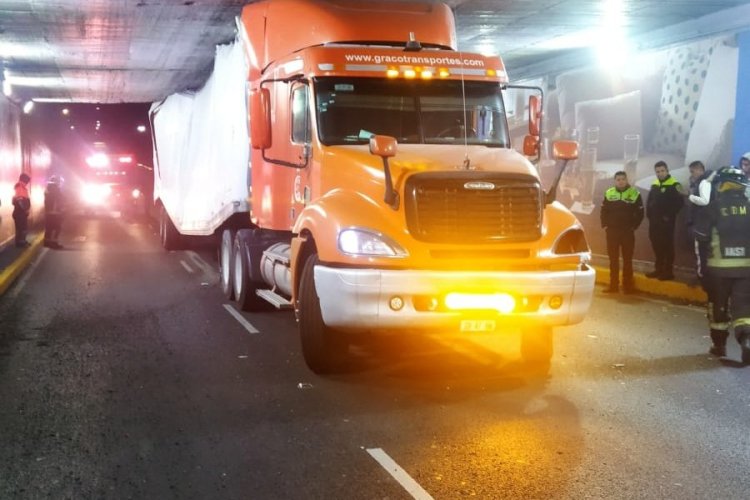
{"left": 366, "top": 448, "right": 434, "bottom": 500}
{"left": 186, "top": 250, "right": 215, "bottom": 275}
{"left": 223, "top": 303, "right": 259, "bottom": 334}
{"left": 180, "top": 260, "right": 194, "bottom": 274}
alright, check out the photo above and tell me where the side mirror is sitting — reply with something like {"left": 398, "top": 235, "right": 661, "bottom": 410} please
{"left": 528, "top": 94, "right": 541, "bottom": 137}
{"left": 250, "top": 88, "right": 272, "bottom": 149}
{"left": 552, "top": 140, "right": 578, "bottom": 160}
{"left": 522, "top": 135, "right": 539, "bottom": 157}
{"left": 369, "top": 135, "right": 398, "bottom": 158}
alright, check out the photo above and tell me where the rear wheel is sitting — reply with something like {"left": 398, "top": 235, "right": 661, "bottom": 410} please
{"left": 219, "top": 229, "right": 235, "bottom": 299}
{"left": 159, "top": 206, "right": 182, "bottom": 251}
{"left": 232, "top": 233, "right": 270, "bottom": 311}
{"left": 297, "top": 253, "right": 348, "bottom": 374}
{"left": 520, "top": 326, "right": 553, "bottom": 370}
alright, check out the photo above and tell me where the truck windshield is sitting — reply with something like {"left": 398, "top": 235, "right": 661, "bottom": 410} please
{"left": 314, "top": 77, "right": 509, "bottom": 147}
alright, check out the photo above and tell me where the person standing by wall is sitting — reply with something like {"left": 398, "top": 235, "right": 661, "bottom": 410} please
{"left": 646, "top": 160, "right": 683, "bottom": 280}
{"left": 739, "top": 152, "right": 750, "bottom": 178}
{"left": 44, "top": 175, "right": 65, "bottom": 249}
{"left": 12, "top": 173, "right": 31, "bottom": 248}
{"left": 685, "top": 160, "right": 712, "bottom": 289}
{"left": 702, "top": 167, "right": 750, "bottom": 364}
{"left": 600, "top": 171, "right": 644, "bottom": 294}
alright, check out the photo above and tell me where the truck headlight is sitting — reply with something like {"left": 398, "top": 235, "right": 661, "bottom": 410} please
{"left": 338, "top": 228, "right": 407, "bottom": 257}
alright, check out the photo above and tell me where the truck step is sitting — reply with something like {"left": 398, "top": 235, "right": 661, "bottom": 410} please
{"left": 256, "top": 289, "right": 293, "bottom": 309}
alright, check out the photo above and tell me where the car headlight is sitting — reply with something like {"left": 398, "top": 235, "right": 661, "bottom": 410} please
{"left": 338, "top": 228, "right": 407, "bottom": 257}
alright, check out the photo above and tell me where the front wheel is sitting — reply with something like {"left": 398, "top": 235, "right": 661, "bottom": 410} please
{"left": 297, "top": 253, "right": 348, "bottom": 374}
{"left": 520, "top": 326, "right": 553, "bottom": 368}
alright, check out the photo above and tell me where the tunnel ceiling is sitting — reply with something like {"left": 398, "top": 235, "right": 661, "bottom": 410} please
{"left": 1, "top": 0, "right": 749, "bottom": 104}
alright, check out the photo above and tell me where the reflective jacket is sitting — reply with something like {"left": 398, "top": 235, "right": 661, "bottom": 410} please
{"left": 12, "top": 181, "right": 30, "bottom": 216}
{"left": 646, "top": 175, "right": 683, "bottom": 224}
{"left": 707, "top": 188, "right": 750, "bottom": 277}
{"left": 600, "top": 185, "right": 644, "bottom": 231}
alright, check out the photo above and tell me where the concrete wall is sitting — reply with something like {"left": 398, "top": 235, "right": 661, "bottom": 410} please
{"left": 0, "top": 96, "right": 49, "bottom": 249}
{"left": 732, "top": 30, "right": 750, "bottom": 163}
{"left": 0, "top": 95, "right": 24, "bottom": 248}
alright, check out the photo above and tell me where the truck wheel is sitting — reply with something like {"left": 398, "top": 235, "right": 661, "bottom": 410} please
{"left": 159, "top": 206, "right": 182, "bottom": 251}
{"left": 297, "top": 253, "right": 348, "bottom": 374}
{"left": 219, "top": 229, "right": 235, "bottom": 300}
{"left": 233, "top": 233, "right": 269, "bottom": 311}
{"left": 520, "top": 326, "right": 553, "bottom": 367}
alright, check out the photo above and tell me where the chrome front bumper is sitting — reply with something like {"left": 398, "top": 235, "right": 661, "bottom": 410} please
{"left": 313, "top": 265, "right": 595, "bottom": 332}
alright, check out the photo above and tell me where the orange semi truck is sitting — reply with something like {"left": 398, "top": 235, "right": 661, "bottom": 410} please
{"left": 151, "top": 0, "right": 595, "bottom": 373}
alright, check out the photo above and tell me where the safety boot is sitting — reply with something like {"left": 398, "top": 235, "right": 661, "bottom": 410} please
{"left": 709, "top": 329, "right": 729, "bottom": 358}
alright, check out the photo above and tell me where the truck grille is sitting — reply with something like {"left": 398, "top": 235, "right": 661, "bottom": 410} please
{"left": 404, "top": 173, "right": 542, "bottom": 243}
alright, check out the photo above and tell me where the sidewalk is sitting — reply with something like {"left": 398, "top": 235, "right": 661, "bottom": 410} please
{"left": 0, "top": 231, "right": 45, "bottom": 296}
{"left": 592, "top": 263, "right": 707, "bottom": 304}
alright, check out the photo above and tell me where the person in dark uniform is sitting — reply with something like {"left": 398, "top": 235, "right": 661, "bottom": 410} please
{"left": 701, "top": 167, "right": 750, "bottom": 364}
{"left": 646, "top": 160, "right": 683, "bottom": 280}
{"left": 12, "top": 173, "right": 31, "bottom": 248}
{"left": 739, "top": 152, "right": 750, "bottom": 178}
{"left": 44, "top": 175, "right": 65, "bottom": 249}
{"left": 685, "top": 160, "right": 712, "bottom": 290}
{"left": 600, "top": 171, "right": 644, "bottom": 294}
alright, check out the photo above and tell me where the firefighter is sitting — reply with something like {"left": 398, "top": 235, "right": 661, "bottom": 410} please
{"left": 44, "top": 175, "right": 65, "bottom": 249}
{"left": 600, "top": 171, "right": 644, "bottom": 293}
{"left": 703, "top": 167, "right": 750, "bottom": 364}
{"left": 12, "top": 173, "right": 31, "bottom": 248}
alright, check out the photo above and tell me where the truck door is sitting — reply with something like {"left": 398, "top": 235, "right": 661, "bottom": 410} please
{"left": 255, "top": 80, "right": 311, "bottom": 229}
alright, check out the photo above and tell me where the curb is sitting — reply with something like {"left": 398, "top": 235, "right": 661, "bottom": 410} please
{"left": 0, "top": 233, "right": 45, "bottom": 296}
{"left": 592, "top": 265, "right": 707, "bottom": 304}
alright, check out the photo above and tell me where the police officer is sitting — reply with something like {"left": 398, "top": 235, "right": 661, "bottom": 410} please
{"left": 646, "top": 160, "right": 683, "bottom": 280}
{"left": 703, "top": 167, "right": 750, "bottom": 364}
{"left": 601, "top": 171, "right": 644, "bottom": 293}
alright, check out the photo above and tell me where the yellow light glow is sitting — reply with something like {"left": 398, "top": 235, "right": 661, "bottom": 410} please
{"left": 486, "top": 69, "right": 496, "bottom": 77}
{"left": 439, "top": 68, "right": 450, "bottom": 78}
{"left": 403, "top": 68, "right": 416, "bottom": 79}
{"left": 445, "top": 293, "right": 516, "bottom": 314}
{"left": 421, "top": 70, "right": 433, "bottom": 80}
{"left": 549, "top": 296, "right": 563, "bottom": 309}
{"left": 386, "top": 68, "right": 399, "bottom": 78}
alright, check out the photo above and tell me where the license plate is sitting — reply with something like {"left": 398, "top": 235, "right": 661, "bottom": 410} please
{"left": 460, "top": 319, "right": 496, "bottom": 332}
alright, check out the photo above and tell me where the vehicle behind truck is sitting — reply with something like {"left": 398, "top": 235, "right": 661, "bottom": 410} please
{"left": 151, "top": 0, "right": 595, "bottom": 374}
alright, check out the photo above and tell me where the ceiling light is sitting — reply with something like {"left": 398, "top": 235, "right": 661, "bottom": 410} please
{"left": 22, "top": 101, "right": 34, "bottom": 114}
{"left": 137, "top": 125, "right": 146, "bottom": 133}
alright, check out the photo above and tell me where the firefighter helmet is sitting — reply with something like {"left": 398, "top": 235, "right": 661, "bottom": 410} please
{"left": 715, "top": 166, "right": 750, "bottom": 193}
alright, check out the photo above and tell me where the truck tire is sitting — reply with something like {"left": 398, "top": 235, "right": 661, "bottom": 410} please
{"left": 297, "top": 253, "right": 348, "bottom": 374}
{"left": 233, "top": 233, "right": 270, "bottom": 311}
{"left": 219, "top": 229, "right": 235, "bottom": 300}
{"left": 520, "top": 326, "right": 553, "bottom": 367}
{"left": 159, "top": 206, "right": 182, "bottom": 251}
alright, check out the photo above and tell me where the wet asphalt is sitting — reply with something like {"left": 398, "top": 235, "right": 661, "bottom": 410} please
{"left": 1, "top": 213, "right": 748, "bottom": 500}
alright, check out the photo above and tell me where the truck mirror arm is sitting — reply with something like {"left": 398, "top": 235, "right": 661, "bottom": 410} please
{"left": 380, "top": 157, "right": 400, "bottom": 210}
{"left": 545, "top": 158, "right": 571, "bottom": 205}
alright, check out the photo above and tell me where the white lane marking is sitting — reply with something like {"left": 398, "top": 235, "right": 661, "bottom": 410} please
{"left": 366, "top": 448, "right": 434, "bottom": 500}
{"left": 186, "top": 250, "right": 214, "bottom": 274}
{"left": 180, "top": 260, "right": 194, "bottom": 274}
{"left": 8, "top": 248, "right": 49, "bottom": 300}
{"left": 223, "top": 303, "right": 259, "bottom": 334}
